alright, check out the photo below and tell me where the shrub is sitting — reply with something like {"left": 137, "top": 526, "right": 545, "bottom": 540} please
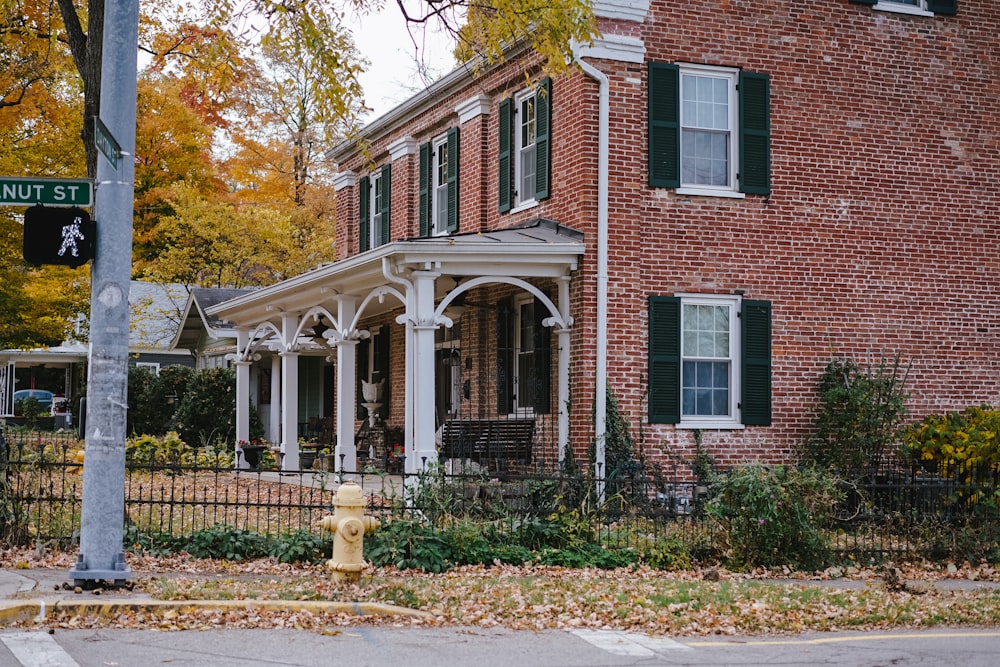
{"left": 127, "top": 365, "right": 193, "bottom": 436}
{"left": 801, "top": 357, "right": 909, "bottom": 479}
{"left": 172, "top": 367, "right": 237, "bottom": 447}
{"left": 706, "top": 464, "right": 842, "bottom": 570}
{"left": 902, "top": 405, "right": 1000, "bottom": 512}
{"left": 366, "top": 516, "right": 452, "bottom": 572}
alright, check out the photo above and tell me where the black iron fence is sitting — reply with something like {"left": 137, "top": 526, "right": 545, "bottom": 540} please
{"left": 2, "top": 427, "right": 999, "bottom": 564}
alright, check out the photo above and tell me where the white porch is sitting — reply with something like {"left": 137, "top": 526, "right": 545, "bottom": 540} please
{"left": 206, "top": 219, "right": 584, "bottom": 474}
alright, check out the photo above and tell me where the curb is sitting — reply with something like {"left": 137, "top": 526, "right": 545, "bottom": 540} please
{"left": 0, "top": 598, "right": 433, "bottom": 626}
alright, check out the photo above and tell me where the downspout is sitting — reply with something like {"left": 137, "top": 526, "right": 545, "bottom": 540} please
{"left": 574, "top": 54, "right": 610, "bottom": 493}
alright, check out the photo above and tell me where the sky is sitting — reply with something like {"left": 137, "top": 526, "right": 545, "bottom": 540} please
{"left": 346, "top": 9, "right": 459, "bottom": 121}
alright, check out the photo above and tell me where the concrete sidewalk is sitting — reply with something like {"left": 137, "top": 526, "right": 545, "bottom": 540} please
{"left": 0, "top": 566, "right": 429, "bottom": 626}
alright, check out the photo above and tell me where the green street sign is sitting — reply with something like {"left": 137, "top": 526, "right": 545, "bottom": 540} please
{"left": 94, "top": 116, "right": 121, "bottom": 170}
{"left": 0, "top": 176, "right": 93, "bottom": 207}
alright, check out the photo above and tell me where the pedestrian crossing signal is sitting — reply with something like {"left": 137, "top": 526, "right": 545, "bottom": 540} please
{"left": 22, "top": 205, "right": 95, "bottom": 268}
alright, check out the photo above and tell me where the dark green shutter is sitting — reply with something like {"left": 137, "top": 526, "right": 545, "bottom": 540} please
{"left": 379, "top": 164, "right": 391, "bottom": 246}
{"left": 447, "top": 127, "right": 460, "bottom": 232}
{"left": 498, "top": 97, "right": 512, "bottom": 212}
{"left": 356, "top": 337, "right": 370, "bottom": 420}
{"left": 741, "top": 300, "right": 772, "bottom": 426}
{"left": 358, "top": 175, "right": 370, "bottom": 253}
{"left": 532, "top": 295, "right": 551, "bottom": 413}
{"left": 648, "top": 296, "right": 680, "bottom": 423}
{"left": 739, "top": 71, "right": 771, "bottom": 195}
{"left": 534, "top": 77, "right": 551, "bottom": 201}
{"left": 496, "top": 298, "right": 515, "bottom": 413}
{"left": 418, "top": 142, "right": 431, "bottom": 238}
{"left": 648, "top": 63, "right": 680, "bottom": 188}
{"left": 374, "top": 327, "right": 390, "bottom": 420}
{"left": 927, "top": 0, "right": 957, "bottom": 15}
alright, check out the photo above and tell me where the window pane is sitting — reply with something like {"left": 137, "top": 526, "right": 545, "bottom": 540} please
{"left": 682, "top": 360, "right": 730, "bottom": 417}
{"left": 520, "top": 144, "right": 536, "bottom": 200}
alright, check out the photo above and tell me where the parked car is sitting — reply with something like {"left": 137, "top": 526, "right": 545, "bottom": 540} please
{"left": 13, "top": 389, "right": 55, "bottom": 413}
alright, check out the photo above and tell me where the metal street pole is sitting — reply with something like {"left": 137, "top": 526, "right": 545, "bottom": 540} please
{"left": 69, "top": 0, "right": 139, "bottom": 585}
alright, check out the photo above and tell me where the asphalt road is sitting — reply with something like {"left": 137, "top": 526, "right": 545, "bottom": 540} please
{"left": 3, "top": 627, "right": 1000, "bottom": 667}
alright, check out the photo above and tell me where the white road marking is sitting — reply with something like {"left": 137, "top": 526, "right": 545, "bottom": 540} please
{"left": 0, "top": 631, "right": 81, "bottom": 667}
{"left": 571, "top": 629, "right": 693, "bottom": 656}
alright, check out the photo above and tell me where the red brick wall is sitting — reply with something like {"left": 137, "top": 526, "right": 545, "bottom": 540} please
{"left": 334, "top": 0, "right": 1000, "bottom": 475}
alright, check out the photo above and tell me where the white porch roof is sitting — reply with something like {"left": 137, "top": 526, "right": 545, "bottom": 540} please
{"left": 206, "top": 219, "right": 584, "bottom": 326}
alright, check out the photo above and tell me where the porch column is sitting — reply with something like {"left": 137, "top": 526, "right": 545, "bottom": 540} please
{"left": 234, "top": 329, "right": 251, "bottom": 469}
{"left": 335, "top": 297, "right": 359, "bottom": 473}
{"left": 280, "top": 311, "right": 300, "bottom": 470}
{"left": 410, "top": 269, "right": 439, "bottom": 473}
{"left": 268, "top": 355, "right": 281, "bottom": 445}
{"left": 556, "top": 275, "right": 572, "bottom": 464}
{"left": 235, "top": 358, "right": 253, "bottom": 468}
{"left": 279, "top": 350, "right": 299, "bottom": 470}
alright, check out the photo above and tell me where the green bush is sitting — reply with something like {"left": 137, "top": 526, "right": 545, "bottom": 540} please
{"left": 182, "top": 525, "right": 270, "bottom": 560}
{"left": 801, "top": 357, "right": 909, "bottom": 479}
{"left": 271, "top": 529, "right": 330, "bottom": 564}
{"left": 706, "top": 464, "right": 842, "bottom": 570}
{"left": 902, "top": 405, "right": 1000, "bottom": 512}
{"left": 128, "top": 365, "right": 193, "bottom": 436}
{"left": 366, "top": 516, "right": 452, "bottom": 572}
{"left": 172, "top": 367, "right": 237, "bottom": 447}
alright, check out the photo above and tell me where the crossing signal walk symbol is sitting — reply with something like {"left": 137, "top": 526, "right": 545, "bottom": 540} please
{"left": 22, "top": 205, "right": 95, "bottom": 268}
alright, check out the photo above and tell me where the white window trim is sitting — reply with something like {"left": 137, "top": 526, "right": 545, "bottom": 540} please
{"left": 874, "top": 1, "right": 933, "bottom": 17}
{"left": 678, "top": 63, "right": 741, "bottom": 195}
{"left": 135, "top": 361, "right": 161, "bottom": 375}
{"left": 431, "top": 133, "right": 450, "bottom": 236}
{"left": 368, "top": 171, "right": 383, "bottom": 248}
{"left": 513, "top": 87, "right": 538, "bottom": 209}
{"left": 675, "top": 293, "right": 744, "bottom": 430}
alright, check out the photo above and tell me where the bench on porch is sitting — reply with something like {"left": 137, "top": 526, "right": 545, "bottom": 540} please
{"left": 439, "top": 418, "right": 535, "bottom": 471}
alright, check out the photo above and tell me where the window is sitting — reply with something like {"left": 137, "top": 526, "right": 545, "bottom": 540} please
{"left": 648, "top": 295, "right": 771, "bottom": 427}
{"left": 358, "top": 164, "right": 390, "bottom": 252}
{"left": 419, "top": 128, "right": 459, "bottom": 236}
{"left": 648, "top": 63, "right": 770, "bottom": 196}
{"left": 498, "top": 78, "right": 551, "bottom": 212}
{"left": 850, "top": 0, "right": 957, "bottom": 15}
{"left": 135, "top": 362, "right": 160, "bottom": 375}
{"left": 497, "top": 295, "right": 551, "bottom": 414}
{"left": 681, "top": 67, "right": 737, "bottom": 190}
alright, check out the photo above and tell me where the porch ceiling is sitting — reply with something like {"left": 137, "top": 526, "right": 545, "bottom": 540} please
{"left": 206, "top": 219, "right": 585, "bottom": 328}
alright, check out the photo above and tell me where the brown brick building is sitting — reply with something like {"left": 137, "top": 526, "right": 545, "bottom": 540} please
{"left": 211, "top": 0, "right": 998, "bottom": 477}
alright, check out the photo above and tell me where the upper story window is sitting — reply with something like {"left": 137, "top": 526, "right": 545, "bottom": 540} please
{"left": 849, "top": 0, "right": 957, "bottom": 15}
{"left": 648, "top": 294, "right": 772, "bottom": 428}
{"left": 498, "top": 78, "right": 551, "bottom": 213}
{"left": 681, "top": 67, "right": 738, "bottom": 191}
{"left": 648, "top": 63, "right": 770, "bottom": 197}
{"left": 359, "top": 164, "right": 390, "bottom": 252}
{"left": 419, "top": 128, "right": 459, "bottom": 236}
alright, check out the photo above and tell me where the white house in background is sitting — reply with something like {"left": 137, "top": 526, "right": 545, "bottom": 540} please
{"left": 1, "top": 281, "right": 196, "bottom": 420}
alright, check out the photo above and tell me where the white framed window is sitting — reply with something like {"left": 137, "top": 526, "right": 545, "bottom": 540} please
{"left": 369, "top": 170, "right": 384, "bottom": 248}
{"left": 679, "top": 64, "right": 740, "bottom": 196}
{"left": 679, "top": 295, "right": 741, "bottom": 427}
{"left": 875, "top": 1, "right": 934, "bottom": 16}
{"left": 135, "top": 362, "right": 161, "bottom": 375}
{"left": 514, "top": 88, "right": 538, "bottom": 209}
{"left": 432, "top": 134, "right": 450, "bottom": 235}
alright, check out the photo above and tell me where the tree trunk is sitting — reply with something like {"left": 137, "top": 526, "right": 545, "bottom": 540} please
{"left": 57, "top": 0, "right": 104, "bottom": 177}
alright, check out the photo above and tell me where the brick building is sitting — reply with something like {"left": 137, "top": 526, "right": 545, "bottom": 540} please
{"left": 210, "top": 0, "right": 999, "bottom": 476}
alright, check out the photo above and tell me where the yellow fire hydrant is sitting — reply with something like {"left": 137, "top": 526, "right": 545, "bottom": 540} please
{"left": 317, "top": 481, "right": 379, "bottom": 583}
